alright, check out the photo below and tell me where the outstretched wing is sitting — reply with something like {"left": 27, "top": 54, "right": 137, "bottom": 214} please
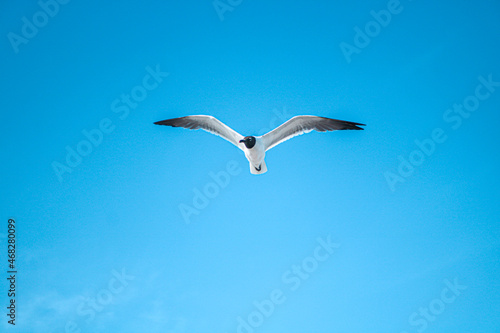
{"left": 260, "top": 115, "right": 365, "bottom": 151}
{"left": 154, "top": 115, "right": 245, "bottom": 150}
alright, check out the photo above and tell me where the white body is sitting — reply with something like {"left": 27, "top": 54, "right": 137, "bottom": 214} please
{"left": 241, "top": 138, "right": 267, "bottom": 174}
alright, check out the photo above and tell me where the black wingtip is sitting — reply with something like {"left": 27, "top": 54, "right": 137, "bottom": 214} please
{"left": 154, "top": 119, "right": 175, "bottom": 126}
{"left": 343, "top": 122, "right": 366, "bottom": 131}
{"left": 320, "top": 117, "right": 366, "bottom": 131}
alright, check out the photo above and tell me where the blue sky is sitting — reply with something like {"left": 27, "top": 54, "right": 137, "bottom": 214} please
{"left": 1, "top": 0, "right": 499, "bottom": 332}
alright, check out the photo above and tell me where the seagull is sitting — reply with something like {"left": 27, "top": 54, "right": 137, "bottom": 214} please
{"left": 154, "top": 115, "right": 365, "bottom": 174}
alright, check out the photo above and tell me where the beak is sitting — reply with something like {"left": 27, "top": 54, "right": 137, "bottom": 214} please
{"left": 239, "top": 139, "right": 245, "bottom": 143}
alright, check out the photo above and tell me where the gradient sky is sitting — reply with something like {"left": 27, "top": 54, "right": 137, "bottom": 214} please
{"left": 1, "top": 1, "right": 500, "bottom": 332}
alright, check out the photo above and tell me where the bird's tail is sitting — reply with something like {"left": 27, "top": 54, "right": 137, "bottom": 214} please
{"left": 250, "top": 160, "right": 267, "bottom": 175}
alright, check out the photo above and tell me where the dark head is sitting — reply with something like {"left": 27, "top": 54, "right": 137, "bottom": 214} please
{"left": 239, "top": 136, "right": 256, "bottom": 149}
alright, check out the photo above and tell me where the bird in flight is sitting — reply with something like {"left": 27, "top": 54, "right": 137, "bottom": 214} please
{"left": 154, "top": 115, "right": 365, "bottom": 174}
